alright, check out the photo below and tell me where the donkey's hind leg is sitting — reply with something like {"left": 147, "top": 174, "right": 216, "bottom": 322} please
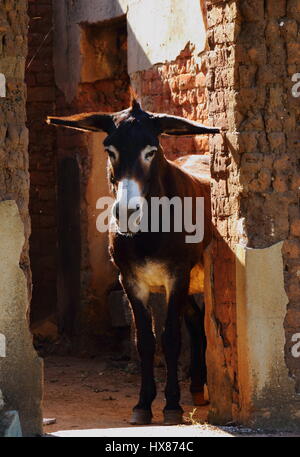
{"left": 184, "top": 294, "right": 209, "bottom": 406}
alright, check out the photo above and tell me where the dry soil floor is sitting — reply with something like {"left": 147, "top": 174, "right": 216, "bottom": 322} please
{"left": 42, "top": 355, "right": 299, "bottom": 437}
{"left": 43, "top": 355, "right": 208, "bottom": 432}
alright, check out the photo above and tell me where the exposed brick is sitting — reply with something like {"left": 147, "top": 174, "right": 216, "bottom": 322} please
{"left": 287, "top": 42, "right": 300, "bottom": 64}
{"left": 283, "top": 240, "right": 300, "bottom": 259}
{"left": 291, "top": 219, "right": 300, "bottom": 237}
{"left": 131, "top": 43, "right": 209, "bottom": 159}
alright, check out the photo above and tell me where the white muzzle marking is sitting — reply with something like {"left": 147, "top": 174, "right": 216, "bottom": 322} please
{"left": 115, "top": 179, "right": 143, "bottom": 233}
{"left": 116, "top": 179, "right": 142, "bottom": 208}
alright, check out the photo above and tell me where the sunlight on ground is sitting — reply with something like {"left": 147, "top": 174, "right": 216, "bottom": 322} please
{"left": 51, "top": 424, "right": 234, "bottom": 438}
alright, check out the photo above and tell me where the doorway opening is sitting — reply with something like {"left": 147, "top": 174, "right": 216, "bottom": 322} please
{"left": 25, "top": 2, "right": 233, "bottom": 433}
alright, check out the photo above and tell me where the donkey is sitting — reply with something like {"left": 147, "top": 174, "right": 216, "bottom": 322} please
{"left": 47, "top": 100, "right": 219, "bottom": 425}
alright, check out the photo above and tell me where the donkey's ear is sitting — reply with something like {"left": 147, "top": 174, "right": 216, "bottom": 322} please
{"left": 154, "top": 114, "right": 220, "bottom": 136}
{"left": 46, "top": 112, "right": 116, "bottom": 134}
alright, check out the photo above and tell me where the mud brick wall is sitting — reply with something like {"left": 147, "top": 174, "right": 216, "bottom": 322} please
{"left": 204, "top": 0, "right": 240, "bottom": 423}
{"left": 233, "top": 0, "right": 300, "bottom": 395}
{"left": 0, "top": 0, "right": 31, "bottom": 293}
{"left": 26, "top": 0, "right": 57, "bottom": 323}
{"left": 131, "top": 43, "right": 209, "bottom": 160}
{"left": 205, "top": 0, "right": 300, "bottom": 423}
{"left": 0, "top": 0, "right": 43, "bottom": 436}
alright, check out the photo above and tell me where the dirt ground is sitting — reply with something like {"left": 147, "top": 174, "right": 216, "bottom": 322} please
{"left": 42, "top": 355, "right": 208, "bottom": 434}
{"left": 42, "top": 355, "right": 300, "bottom": 437}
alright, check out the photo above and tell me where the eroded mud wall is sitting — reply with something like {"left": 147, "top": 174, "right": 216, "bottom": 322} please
{"left": 0, "top": 0, "right": 42, "bottom": 436}
{"left": 205, "top": 0, "right": 300, "bottom": 429}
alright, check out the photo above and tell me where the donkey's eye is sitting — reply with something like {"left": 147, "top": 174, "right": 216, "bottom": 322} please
{"left": 107, "top": 150, "right": 116, "bottom": 160}
{"left": 105, "top": 146, "right": 119, "bottom": 162}
{"left": 142, "top": 146, "right": 157, "bottom": 163}
{"left": 145, "top": 151, "right": 155, "bottom": 160}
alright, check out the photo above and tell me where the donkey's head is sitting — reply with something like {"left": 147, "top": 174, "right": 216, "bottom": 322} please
{"left": 47, "top": 100, "right": 219, "bottom": 224}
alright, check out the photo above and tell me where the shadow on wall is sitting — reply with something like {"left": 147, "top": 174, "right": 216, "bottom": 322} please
{"left": 57, "top": 157, "right": 81, "bottom": 338}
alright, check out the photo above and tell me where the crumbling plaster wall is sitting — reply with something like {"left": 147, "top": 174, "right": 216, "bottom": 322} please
{"left": 0, "top": 201, "right": 43, "bottom": 436}
{"left": 53, "top": 0, "right": 206, "bottom": 102}
{"left": 0, "top": 0, "right": 42, "bottom": 436}
{"left": 236, "top": 242, "right": 298, "bottom": 429}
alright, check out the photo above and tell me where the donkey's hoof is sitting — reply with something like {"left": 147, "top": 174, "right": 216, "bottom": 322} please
{"left": 163, "top": 409, "right": 184, "bottom": 425}
{"left": 130, "top": 409, "right": 152, "bottom": 425}
{"left": 192, "top": 391, "right": 210, "bottom": 407}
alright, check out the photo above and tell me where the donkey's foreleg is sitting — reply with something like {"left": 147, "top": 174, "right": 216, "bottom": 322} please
{"left": 121, "top": 277, "right": 156, "bottom": 425}
{"left": 162, "top": 275, "right": 189, "bottom": 425}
